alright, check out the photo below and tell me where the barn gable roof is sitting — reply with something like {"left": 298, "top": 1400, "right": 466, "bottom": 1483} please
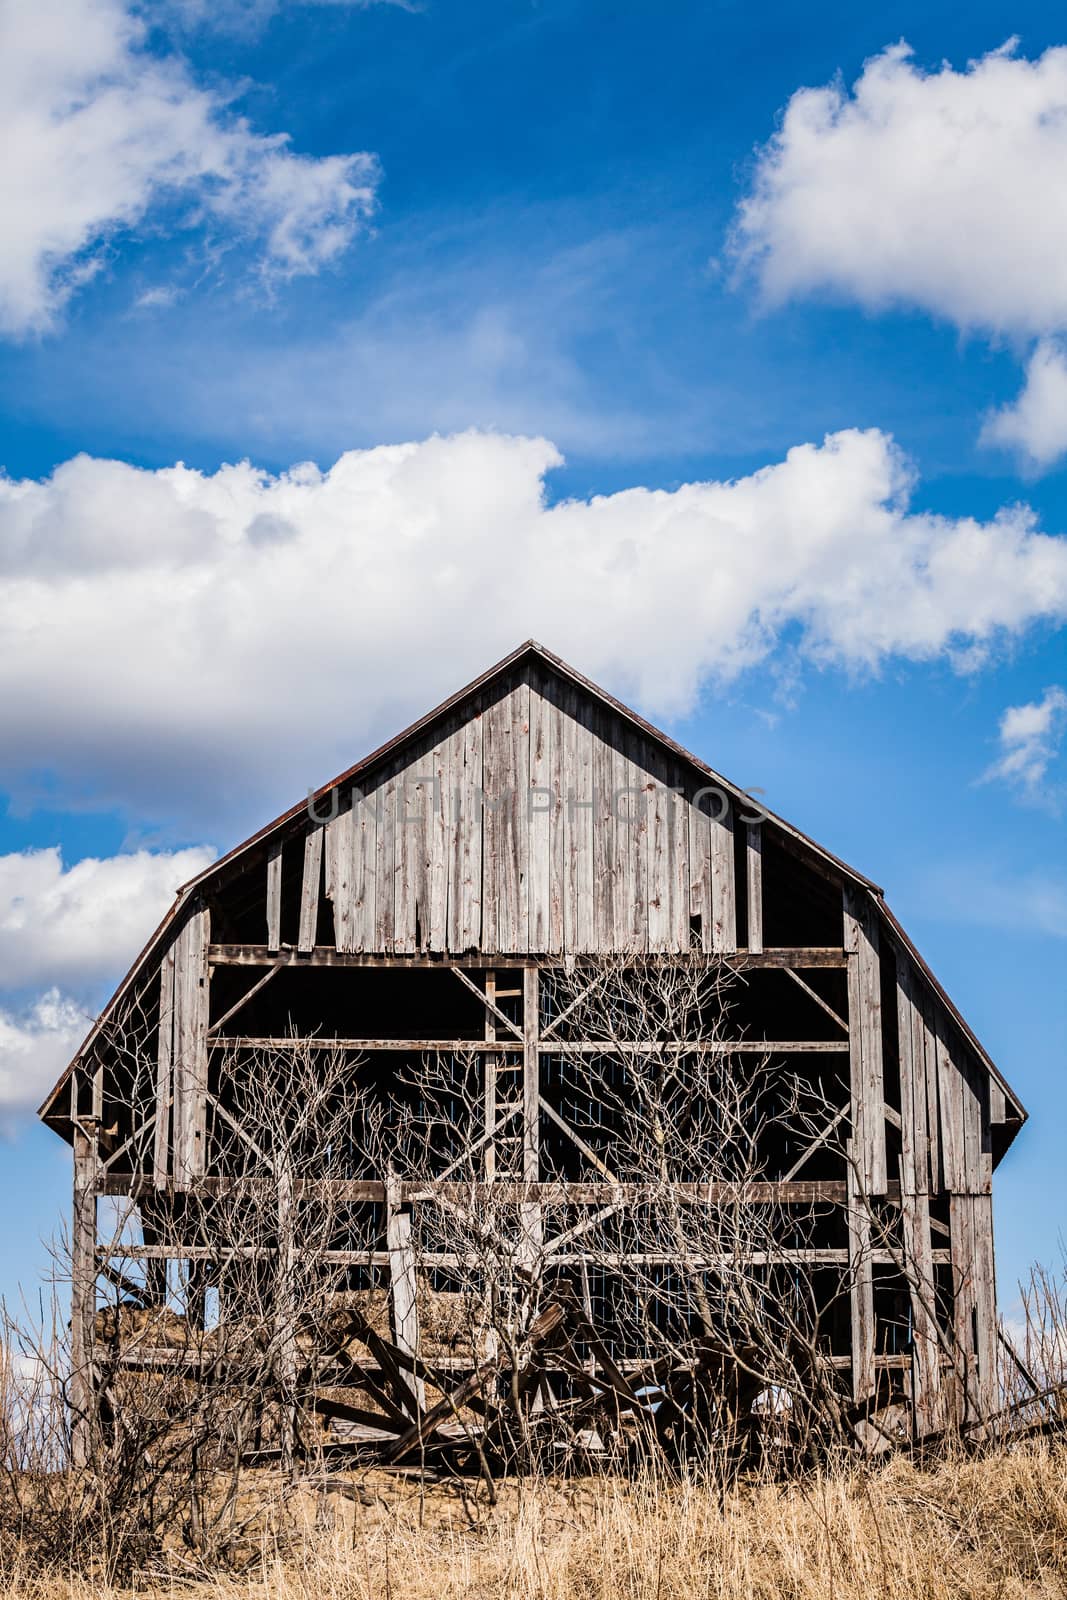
{"left": 37, "top": 640, "right": 1027, "bottom": 1129}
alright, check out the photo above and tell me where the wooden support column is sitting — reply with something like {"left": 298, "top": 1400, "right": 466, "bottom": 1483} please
{"left": 948, "top": 1191, "right": 997, "bottom": 1427}
{"left": 521, "top": 965, "right": 542, "bottom": 1267}
{"left": 266, "top": 840, "right": 283, "bottom": 952}
{"left": 172, "top": 907, "right": 211, "bottom": 1188}
{"left": 297, "top": 825, "right": 323, "bottom": 953}
{"left": 746, "top": 821, "right": 763, "bottom": 954}
{"left": 153, "top": 946, "right": 175, "bottom": 1188}
{"left": 970, "top": 1192, "right": 998, "bottom": 1423}
{"left": 484, "top": 970, "right": 498, "bottom": 1183}
{"left": 844, "top": 887, "right": 887, "bottom": 1194}
{"left": 275, "top": 1150, "right": 298, "bottom": 1477}
{"left": 896, "top": 960, "right": 943, "bottom": 1436}
{"left": 70, "top": 1124, "right": 98, "bottom": 1469}
{"left": 949, "top": 1193, "right": 978, "bottom": 1427}
{"left": 386, "top": 1172, "right": 424, "bottom": 1415}
{"left": 846, "top": 1143, "right": 875, "bottom": 1417}
{"left": 901, "top": 1184, "right": 942, "bottom": 1436}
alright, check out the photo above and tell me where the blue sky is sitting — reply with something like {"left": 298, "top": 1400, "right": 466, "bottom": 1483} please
{"left": 0, "top": 0, "right": 1065, "bottom": 1319}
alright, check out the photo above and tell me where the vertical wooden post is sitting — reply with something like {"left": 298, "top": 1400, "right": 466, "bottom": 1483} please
{"left": 846, "top": 1142, "right": 875, "bottom": 1420}
{"left": 896, "top": 961, "right": 943, "bottom": 1436}
{"left": 971, "top": 1192, "right": 998, "bottom": 1423}
{"left": 298, "top": 825, "right": 324, "bottom": 953}
{"left": 275, "top": 1148, "right": 298, "bottom": 1477}
{"left": 746, "top": 821, "right": 763, "bottom": 954}
{"left": 521, "top": 965, "right": 542, "bottom": 1269}
{"left": 153, "top": 947, "right": 175, "bottom": 1189}
{"left": 266, "top": 840, "right": 283, "bottom": 952}
{"left": 484, "top": 971, "right": 498, "bottom": 1184}
{"left": 844, "top": 887, "right": 887, "bottom": 1195}
{"left": 172, "top": 907, "right": 211, "bottom": 1188}
{"left": 70, "top": 1123, "right": 98, "bottom": 1469}
{"left": 901, "top": 1183, "right": 943, "bottom": 1436}
{"left": 949, "top": 1193, "right": 977, "bottom": 1428}
{"left": 386, "top": 1172, "right": 424, "bottom": 1415}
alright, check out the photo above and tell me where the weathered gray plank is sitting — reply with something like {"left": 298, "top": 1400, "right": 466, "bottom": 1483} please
{"left": 297, "top": 825, "right": 323, "bottom": 954}
{"left": 394, "top": 745, "right": 430, "bottom": 954}
{"left": 970, "top": 1191, "right": 998, "bottom": 1421}
{"left": 592, "top": 709, "right": 616, "bottom": 952}
{"left": 374, "top": 765, "right": 397, "bottom": 951}
{"left": 646, "top": 742, "right": 672, "bottom": 952}
{"left": 482, "top": 679, "right": 529, "bottom": 953}
{"left": 385, "top": 1173, "right": 424, "bottom": 1414}
{"left": 896, "top": 959, "right": 928, "bottom": 1197}
{"left": 562, "top": 682, "right": 595, "bottom": 954}
{"left": 687, "top": 782, "right": 709, "bottom": 944}
{"left": 325, "top": 805, "right": 354, "bottom": 954}
{"left": 921, "top": 1000, "right": 943, "bottom": 1194}
{"left": 265, "top": 840, "right": 283, "bottom": 952}
{"left": 961, "top": 1054, "right": 991, "bottom": 1195}
{"left": 710, "top": 792, "right": 737, "bottom": 954}
{"left": 426, "top": 726, "right": 450, "bottom": 953}
{"left": 622, "top": 723, "right": 649, "bottom": 952}
{"left": 746, "top": 821, "right": 763, "bottom": 954}
{"left": 529, "top": 679, "right": 563, "bottom": 952}
{"left": 524, "top": 965, "right": 540, "bottom": 1184}
{"left": 844, "top": 887, "right": 887, "bottom": 1194}
{"left": 900, "top": 1179, "right": 943, "bottom": 1436}
{"left": 846, "top": 1148, "right": 875, "bottom": 1409}
{"left": 450, "top": 710, "right": 483, "bottom": 952}
{"left": 521, "top": 964, "right": 543, "bottom": 1265}
{"left": 153, "top": 946, "right": 175, "bottom": 1188}
{"left": 351, "top": 783, "right": 378, "bottom": 953}
{"left": 70, "top": 1127, "right": 97, "bottom": 1467}
{"left": 936, "top": 1020, "right": 966, "bottom": 1193}
{"left": 545, "top": 686, "right": 566, "bottom": 954}
{"left": 172, "top": 907, "right": 210, "bottom": 1186}
{"left": 667, "top": 759, "right": 690, "bottom": 953}
{"left": 949, "top": 1191, "right": 978, "bottom": 1425}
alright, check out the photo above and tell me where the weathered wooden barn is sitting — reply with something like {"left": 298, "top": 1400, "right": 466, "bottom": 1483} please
{"left": 39, "top": 641, "right": 1025, "bottom": 1456}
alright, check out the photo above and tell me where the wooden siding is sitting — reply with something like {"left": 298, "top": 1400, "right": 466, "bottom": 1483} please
{"left": 320, "top": 664, "right": 742, "bottom": 957}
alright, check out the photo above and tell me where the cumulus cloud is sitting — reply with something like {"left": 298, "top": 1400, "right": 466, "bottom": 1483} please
{"left": 733, "top": 40, "right": 1067, "bottom": 338}
{"left": 981, "top": 341, "right": 1067, "bottom": 470}
{"left": 1, "top": 428, "right": 1066, "bottom": 830}
{"left": 0, "top": 846, "right": 216, "bottom": 992}
{"left": 0, "top": 0, "right": 380, "bottom": 335}
{"left": 982, "top": 686, "right": 1067, "bottom": 803}
{"left": 0, "top": 990, "right": 90, "bottom": 1117}
{"left": 0, "top": 845, "right": 215, "bottom": 1118}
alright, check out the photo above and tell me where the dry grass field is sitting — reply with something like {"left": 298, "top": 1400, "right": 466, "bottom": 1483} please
{"left": 2, "top": 1441, "right": 1065, "bottom": 1600}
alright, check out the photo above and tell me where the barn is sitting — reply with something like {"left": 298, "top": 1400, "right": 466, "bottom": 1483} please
{"left": 39, "top": 641, "right": 1026, "bottom": 1461}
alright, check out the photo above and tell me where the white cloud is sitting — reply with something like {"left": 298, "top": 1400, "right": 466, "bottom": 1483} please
{"left": 0, "top": 990, "right": 90, "bottom": 1116}
{"left": 0, "top": 0, "right": 380, "bottom": 335}
{"left": 982, "top": 686, "right": 1067, "bottom": 802}
{"left": 1, "top": 428, "right": 1066, "bottom": 830}
{"left": 981, "top": 341, "right": 1067, "bottom": 470}
{"left": 732, "top": 40, "right": 1067, "bottom": 338}
{"left": 0, "top": 846, "right": 216, "bottom": 992}
{"left": 0, "top": 845, "right": 215, "bottom": 1119}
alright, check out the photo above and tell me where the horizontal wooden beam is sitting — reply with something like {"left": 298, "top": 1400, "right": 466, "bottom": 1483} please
{"left": 101, "top": 1240, "right": 944, "bottom": 1269}
{"left": 211, "top": 1036, "right": 850, "bottom": 1054}
{"left": 208, "top": 944, "right": 849, "bottom": 970}
{"left": 94, "top": 1177, "right": 900, "bottom": 1206}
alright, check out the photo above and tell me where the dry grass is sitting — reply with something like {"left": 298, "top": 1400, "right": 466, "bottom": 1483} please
{"left": 3, "top": 1441, "right": 1066, "bottom": 1600}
